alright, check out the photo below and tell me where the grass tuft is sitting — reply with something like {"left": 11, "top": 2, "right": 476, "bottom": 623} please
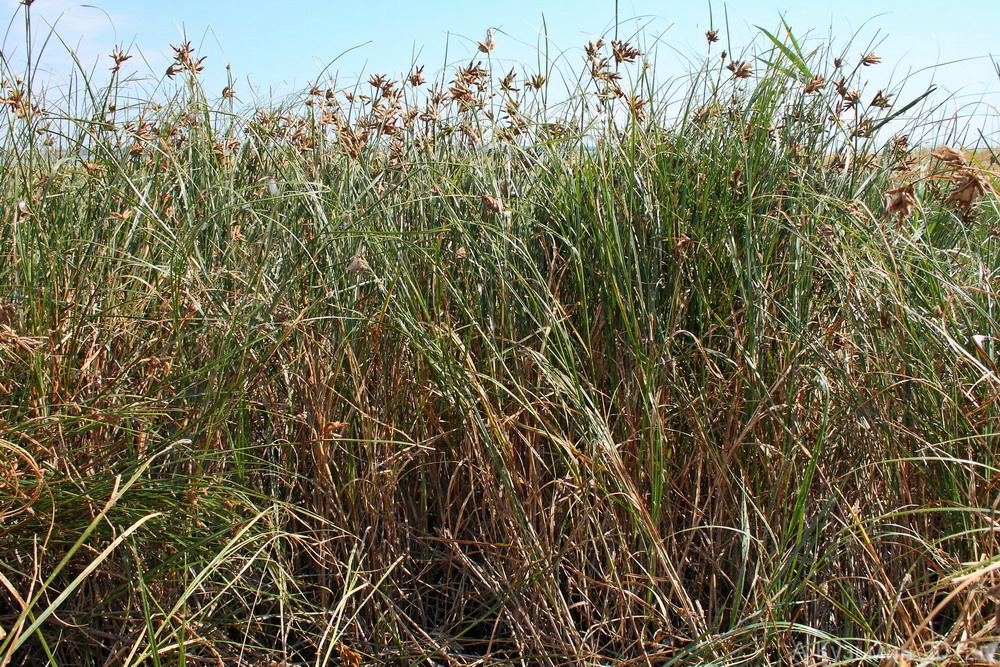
{"left": 1, "top": 8, "right": 999, "bottom": 665}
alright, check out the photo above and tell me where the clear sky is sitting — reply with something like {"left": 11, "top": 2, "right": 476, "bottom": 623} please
{"left": 3, "top": 0, "right": 998, "bottom": 140}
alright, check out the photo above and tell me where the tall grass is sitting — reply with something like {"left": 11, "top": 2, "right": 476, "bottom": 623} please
{"left": 1, "top": 6, "right": 999, "bottom": 665}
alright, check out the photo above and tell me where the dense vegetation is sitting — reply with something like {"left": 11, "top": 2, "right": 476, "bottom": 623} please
{"left": 1, "top": 10, "right": 999, "bottom": 665}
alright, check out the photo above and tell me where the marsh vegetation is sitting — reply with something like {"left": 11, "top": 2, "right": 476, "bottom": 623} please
{"left": 0, "top": 7, "right": 999, "bottom": 665}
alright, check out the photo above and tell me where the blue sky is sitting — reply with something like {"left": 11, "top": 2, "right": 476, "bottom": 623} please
{"left": 3, "top": 0, "right": 998, "bottom": 138}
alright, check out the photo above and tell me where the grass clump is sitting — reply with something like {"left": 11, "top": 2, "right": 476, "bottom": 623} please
{"left": 1, "top": 8, "right": 999, "bottom": 665}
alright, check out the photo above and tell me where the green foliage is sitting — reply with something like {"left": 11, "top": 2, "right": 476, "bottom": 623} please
{"left": 0, "top": 8, "right": 998, "bottom": 665}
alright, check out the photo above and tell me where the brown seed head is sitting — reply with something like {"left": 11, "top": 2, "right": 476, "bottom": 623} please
{"left": 861, "top": 52, "right": 881, "bottom": 66}
{"left": 945, "top": 173, "right": 986, "bottom": 213}
{"left": 931, "top": 146, "right": 969, "bottom": 169}
{"left": 628, "top": 96, "right": 647, "bottom": 120}
{"left": 727, "top": 60, "right": 753, "bottom": 79}
{"left": 584, "top": 39, "right": 605, "bottom": 60}
{"left": 458, "top": 61, "right": 488, "bottom": 84}
{"left": 347, "top": 255, "right": 369, "bottom": 274}
{"left": 883, "top": 183, "right": 915, "bottom": 222}
{"left": 803, "top": 75, "right": 825, "bottom": 94}
{"left": 674, "top": 235, "right": 694, "bottom": 255}
{"left": 611, "top": 40, "right": 642, "bottom": 63}
{"left": 705, "top": 30, "right": 719, "bottom": 44}
{"left": 477, "top": 28, "right": 496, "bottom": 53}
{"left": 408, "top": 66, "right": 425, "bottom": 87}
{"left": 837, "top": 83, "right": 861, "bottom": 110}
{"left": 482, "top": 195, "right": 504, "bottom": 215}
{"left": 169, "top": 41, "right": 206, "bottom": 76}
{"left": 500, "top": 67, "right": 519, "bottom": 92}
{"left": 870, "top": 90, "right": 892, "bottom": 109}
{"left": 109, "top": 45, "right": 132, "bottom": 72}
